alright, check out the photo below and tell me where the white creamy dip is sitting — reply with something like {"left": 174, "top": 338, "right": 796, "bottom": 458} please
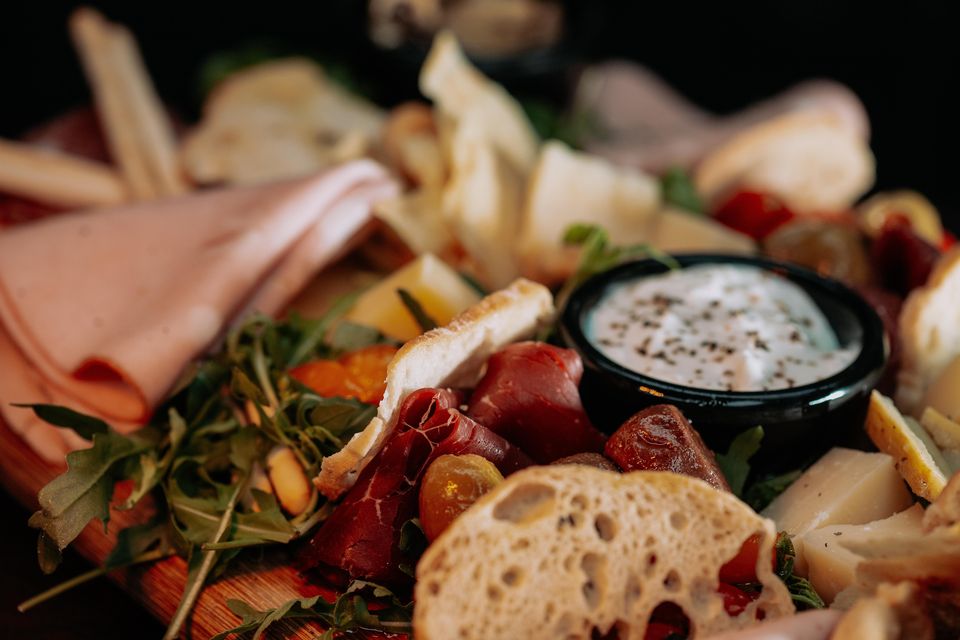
{"left": 587, "top": 264, "right": 860, "bottom": 392}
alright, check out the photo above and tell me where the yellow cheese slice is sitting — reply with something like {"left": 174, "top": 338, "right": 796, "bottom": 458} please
{"left": 866, "top": 390, "right": 952, "bottom": 500}
{"left": 344, "top": 254, "right": 481, "bottom": 341}
{"left": 799, "top": 505, "right": 924, "bottom": 603}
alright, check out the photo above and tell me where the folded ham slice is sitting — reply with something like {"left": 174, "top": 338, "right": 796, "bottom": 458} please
{"left": 0, "top": 160, "right": 397, "bottom": 462}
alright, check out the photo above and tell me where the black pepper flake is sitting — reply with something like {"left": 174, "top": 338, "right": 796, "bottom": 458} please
{"left": 789, "top": 330, "right": 802, "bottom": 343}
{"left": 722, "top": 370, "right": 734, "bottom": 377}
{"left": 754, "top": 338, "right": 770, "bottom": 351}
{"left": 786, "top": 378, "right": 796, "bottom": 387}
{"left": 694, "top": 368, "right": 703, "bottom": 375}
{"left": 701, "top": 311, "right": 713, "bottom": 321}
{"left": 709, "top": 300, "right": 720, "bottom": 308}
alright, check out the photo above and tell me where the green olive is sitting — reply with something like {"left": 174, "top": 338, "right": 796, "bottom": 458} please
{"left": 419, "top": 454, "right": 504, "bottom": 542}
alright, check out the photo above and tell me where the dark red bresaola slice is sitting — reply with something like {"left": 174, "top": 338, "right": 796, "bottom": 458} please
{"left": 300, "top": 388, "right": 532, "bottom": 589}
{"left": 466, "top": 342, "right": 607, "bottom": 463}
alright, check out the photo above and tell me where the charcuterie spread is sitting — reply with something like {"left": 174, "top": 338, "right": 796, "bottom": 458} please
{"left": 1, "top": 6, "right": 959, "bottom": 640}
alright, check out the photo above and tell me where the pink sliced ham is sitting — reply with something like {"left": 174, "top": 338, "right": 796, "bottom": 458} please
{"left": 0, "top": 160, "right": 397, "bottom": 462}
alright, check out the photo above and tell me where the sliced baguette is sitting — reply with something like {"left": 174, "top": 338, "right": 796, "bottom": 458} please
{"left": 415, "top": 466, "right": 794, "bottom": 640}
{"left": 695, "top": 111, "right": 875, "bottom": 214}
{"left": 314, "top": 278, "right": 554, "bottom": 499}
{"left": 896, "top": 248, "right": 960, "bottom": 414}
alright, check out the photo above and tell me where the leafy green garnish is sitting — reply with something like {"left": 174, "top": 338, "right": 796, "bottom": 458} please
{"left": 558, "top": 223, "right": 680, "bottom": 305}
{"left": 520, "top": 99, "right": 600, "bottom": 149}
{"left": 716, "top": 426, "right": 764, "bottom": 497}
{"left": 211, "top": 580, "right": 413, "bottom": 640}
{"left": 22, "top": 309, "right": 388, "bottom": 636}
{"left": 744, "top": 469, "right": 803, "bottom": 512}
{"left": 775, "top": 532, "right": 825, "bottom": 609}
{"left": 397, "top": 287, "right": 438, "bottom": 333}
{"left": 13, "top": 403, "right": 109, "bottom": 440}
{"left": 660, "top": 167, "right": 705, "bottom": 214}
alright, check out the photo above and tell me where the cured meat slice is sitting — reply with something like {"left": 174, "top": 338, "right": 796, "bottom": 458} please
{"left": 604, "top": 404, "right": 730, "bottom": 491}
{"left": 466, "top": 342, "right": 606, "bottom": 463}
{"left": 0, "top": 160, "right": 396, "bottom": 458}
{"left": 301, "top": 387, "right": 531, "bottom": 588}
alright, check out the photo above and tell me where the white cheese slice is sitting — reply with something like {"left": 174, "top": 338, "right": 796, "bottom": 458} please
{"left": 344, "top": 253, "right": 481, "bottom": 341}
{"left": 799, "top": 505, "right": 924, "bottom": 603}
{"left": 762, "top": 447, "right": 912, "bottom": 538}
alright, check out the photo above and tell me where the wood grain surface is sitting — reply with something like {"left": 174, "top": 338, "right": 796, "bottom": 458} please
{"left": 0, "top": 415, "right": 329, "bottom": 639}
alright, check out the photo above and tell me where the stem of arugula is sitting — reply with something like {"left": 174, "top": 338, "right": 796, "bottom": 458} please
{"left": 163, "top": 472, "right": 249, "bottom": 640}
{"left": 17, "top": 548, "right": 172, "bottom": 613}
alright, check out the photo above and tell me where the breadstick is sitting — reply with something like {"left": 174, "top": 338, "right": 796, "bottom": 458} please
{"left": 69, "top": 7, "right": 188, "bottom": 199}
{"left": 0, "top": 138, "right": 128, "bottom": 208}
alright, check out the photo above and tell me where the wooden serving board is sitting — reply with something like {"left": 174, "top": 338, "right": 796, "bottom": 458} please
{"left": 0, "top": 414, "right": 331, "bottom": 639}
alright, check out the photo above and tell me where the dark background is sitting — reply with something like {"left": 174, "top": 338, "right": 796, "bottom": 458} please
{"left": 1, "top": 1, "right": 957, "bottom": 637}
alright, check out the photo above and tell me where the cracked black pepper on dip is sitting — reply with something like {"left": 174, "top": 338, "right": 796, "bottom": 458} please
{"left": 586, "top": 264, "right": 860, "bottom": 392}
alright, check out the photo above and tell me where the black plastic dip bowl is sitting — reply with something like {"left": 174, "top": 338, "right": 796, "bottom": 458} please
{"left": 559, "top": 254, "right": 888, "bottom": 471}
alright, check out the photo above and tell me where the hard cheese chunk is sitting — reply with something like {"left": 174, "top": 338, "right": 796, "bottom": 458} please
{"left": 762, "top": 448, "right": 912, "bottom": 537}
{"left": 799, "top": 505, "right": 924, "bottom": 603}
{"left": 344, "top": 253, "right": 481, "bottom": 342}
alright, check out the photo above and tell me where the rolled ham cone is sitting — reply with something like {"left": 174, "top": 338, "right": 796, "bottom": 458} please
{"left": 0, "top": 160, "right": 398, "bottom": 463}
{"left": 700, "top": 609, "right": 843, "bottom": 640}
{"left": 577, "top": 61, "right": 869, "bottom": 174}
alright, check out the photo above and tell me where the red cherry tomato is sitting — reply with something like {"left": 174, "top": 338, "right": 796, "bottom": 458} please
{"left": 718, "top": 533, "right": 778, "bottom": 584}
{"left": 871, "top": 214, "right": 940, "bottom": 295}
{"left": 941, "top": 231, "right": 957, "bottom": 252}
{"left": 718, "top": 582, "right": 757, "bottom": 617}
{"left": 713, "top": 191, "right": 796, "bottom": 241}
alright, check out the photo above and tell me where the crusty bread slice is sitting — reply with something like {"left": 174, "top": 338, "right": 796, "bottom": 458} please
{"left": 414, "top": 466, "right": 794, "bottom": 640}
{"left": 694, "top": 111, "right": 874, "bottom": 214}
{"left": 314, "top": 278, "right": 554, "bottom": 499}
{"left": 896, "top": 247, "right": 960, "bottom": 414}
{"left": 419, "top": 31, "right": 539, "bottom": 175}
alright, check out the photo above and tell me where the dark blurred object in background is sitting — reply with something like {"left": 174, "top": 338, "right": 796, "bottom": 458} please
{"left": 1, "top": 2, "right": 956, "bottom": 230}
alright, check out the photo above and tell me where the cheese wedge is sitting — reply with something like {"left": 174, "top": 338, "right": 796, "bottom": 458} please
{"left": 646, "top": 207, "right": 756, "bottom": 255}
{"left": 866, "top": 390, "right": 952, "bottom": 500}
{"left": 799, "top": 505, "right": 924, "bottom": 603}
{"left": 761, "top": 447, "right": 911, "bottom": 538}
{"left": 516, "top": 140, "right": 661, "bottom": 283}
{"left": 344, "top": 253, "right": 481, "bottom": 342}
{"left": 920, "top": 354, "right": 960, "bottom": 422}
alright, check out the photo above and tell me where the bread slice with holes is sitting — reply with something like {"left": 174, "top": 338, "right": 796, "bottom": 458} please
{"left": 314, "top": 278, "right": 554, "bottom": 499}
{"left": 414, "top": 466, "right": 794, "bottom": 640}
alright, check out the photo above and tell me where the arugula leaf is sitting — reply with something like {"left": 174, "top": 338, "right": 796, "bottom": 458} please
{"left": 775, "top": 532, "right": 825, "bottom": 610}
{"left": 520, "top": 99, "right": 600, "bottom": 149}
{"left": 14, "top": 403, "right": 109, "bottom": 440}
{"left": 120, "top": 410, "right": 188, "bottom": 509}
{"left": 661, "top": 167, "right": 705, "bottom": 214}
{"left": 716, "top": 426, "right": 764, "bottom": 497}
{"left": 28, "top": 431, "right": 153, "bottom": 572}
{"left": 744, "top": 469, "right": 802, "bottom": 512}
{"left": 397, "top": 288, "right": 438, "bottom": 333}
{"left": 197, "top": 41, "right": 287, "bottom": 97}
{"left": 558, "top": 223, "right": 680, "bottom": 305}
{"left": 328, "top": 321, "right": 387, "bottom": 353}
{"left": 212, "top": 580, "right": 413, "bottom": 640}
{"left": 105, "top": 513, "right": 177, "bottom": 568}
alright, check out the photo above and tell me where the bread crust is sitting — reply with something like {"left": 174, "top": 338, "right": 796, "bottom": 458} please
{"left": 414, "top": 466, "right": 794, "bottom": 640}
{"left": 896, "top": 247, "right": 960, "bottom": 414}
{"left": 314, "top": 278, "right": 554, "bottom": 498}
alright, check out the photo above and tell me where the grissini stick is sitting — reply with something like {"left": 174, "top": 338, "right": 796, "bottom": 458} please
{"left": 69, "top": 7, "right": 188, "bottom": 200}
{"left": 0, "top": 138, "right": 128, "bottom": 209}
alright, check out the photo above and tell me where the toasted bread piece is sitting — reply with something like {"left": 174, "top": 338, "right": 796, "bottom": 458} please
{"left": 415, "top": 466, "right": 794, "bottom": 640}
{"left": 420, "top": 31, "right": 539, "bottom": 174}
{"left": 314, "top": 278, "right": 553, "bottom": 498}
{"left": 897, "top": 248, "right": 960, "bottom": 414}
{"left": 181, "top": 59, "right": 385, "bottom": 185}
{"left": 695, "top": 111, "right": 875, "bottom": 213}
{"left": 442, "top": 109, "right": 525, "bottom": 289}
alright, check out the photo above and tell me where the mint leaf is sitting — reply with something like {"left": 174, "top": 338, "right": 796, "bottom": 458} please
{"left": 717, "top": 426, "right": 764, "bottom": 496}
